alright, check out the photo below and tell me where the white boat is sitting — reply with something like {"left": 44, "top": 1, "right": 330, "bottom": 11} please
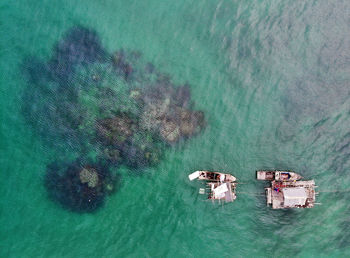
{"left": 256, "top": 170, "right": 302, "bottom": 182}
{"left": 188, "top": 170, "right": 236, "bottom": 182}
{"left": 188, "top": 171, "right": 237, "bottom": 203}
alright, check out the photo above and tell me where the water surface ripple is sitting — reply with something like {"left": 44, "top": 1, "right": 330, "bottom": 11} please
{"left": 1, "top": 0, "right": 350, "bottom": 256}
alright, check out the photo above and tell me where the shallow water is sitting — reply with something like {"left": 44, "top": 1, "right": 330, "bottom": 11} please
{"left": 1, "top": 0, "right": 350, "bottom": 256}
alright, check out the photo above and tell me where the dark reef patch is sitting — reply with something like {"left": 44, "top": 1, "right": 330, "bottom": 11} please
{"left": 96, "top": 113, "right": 163, "bottom": 168}
{"left": 45, "top": 159, "right": 118, "bottom": 213}
{"left": 140, "top": 83, "right": 205, "bottom": 144}
{"left": 22, "top": 25, "right": 206, "bottom": 212}
{"left": 48, "top": 26, "right": 108, "bottom": 83}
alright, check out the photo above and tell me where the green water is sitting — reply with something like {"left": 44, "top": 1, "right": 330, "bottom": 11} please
{"left": 1, "top": 0, "right": 350, "bottom": 256}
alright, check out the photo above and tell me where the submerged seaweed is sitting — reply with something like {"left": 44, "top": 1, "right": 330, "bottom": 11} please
{"left": 22, "top": 25, "right": 206, "bottom": 212}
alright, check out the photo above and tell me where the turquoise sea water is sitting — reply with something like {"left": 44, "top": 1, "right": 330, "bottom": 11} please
{"left": 1, "top": 0, "right": 350, "bottom": 257}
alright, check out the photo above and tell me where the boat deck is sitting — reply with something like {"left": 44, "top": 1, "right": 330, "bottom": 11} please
{"left": 207, "top": 182, "right": 236, "bottom": 202}
{"left": 224, "top": 183, "right": 235, "bottom": 202}
{"left": 267, "top": 180, "right": 316, "bottom": 209}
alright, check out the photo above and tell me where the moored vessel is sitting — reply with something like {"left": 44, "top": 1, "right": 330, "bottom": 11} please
{"left": 256, "top": 170, "right": 302, "bottom": 181}
{"left": 257, "top": 170, "right": 317, "bottom": 209}
{"left": 265, "top": 180, "right": 316, "bottom": 209}
{"left": 188, "top": 171, "right": 237, "bottom": 203}
{"left": 188, "top": 170, "right": 236, "bottom": 182}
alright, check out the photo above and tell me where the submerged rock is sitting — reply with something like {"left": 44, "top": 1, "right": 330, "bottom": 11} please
{"left": 140, "top": 84, "right": 206, "bottom": 144}
{"left": 79, "top": 168, "right": 99, "bottom": 188}
{"left": 120, "top": 131, "right": 163, "bottom": 168}
{"left": 159, "top": 119, "right": 180, "bottom": 143}
{"left": 97, "top": 113, "right": 164, "bottom": 168}
{"left": 97, "top": 114, "right": 136, "bottom": 146}
{"left": 45, "top": 160, "right": 118, "bottom": 213}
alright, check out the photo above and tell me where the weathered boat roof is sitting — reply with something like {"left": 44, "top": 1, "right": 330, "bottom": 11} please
{"left": 208, "top": 182, "right": 236, "bottom": 202}
{"left": 282, "top": 187, "right": 307, "bottom": 206}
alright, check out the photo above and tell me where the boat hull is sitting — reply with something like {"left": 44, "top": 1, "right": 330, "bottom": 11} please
{"left": 189, "top": 171, "right": 236, "bottom": 182}
{"left": 256, "top": 170, "right": 302, "bottom": 181}
{"left": 197, "top": 171, "right": 236, "bottom": 182}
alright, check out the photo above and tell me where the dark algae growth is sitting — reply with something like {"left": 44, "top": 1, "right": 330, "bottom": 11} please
{"left": 22, "top": 26, "right": 206, "bottom": 212}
